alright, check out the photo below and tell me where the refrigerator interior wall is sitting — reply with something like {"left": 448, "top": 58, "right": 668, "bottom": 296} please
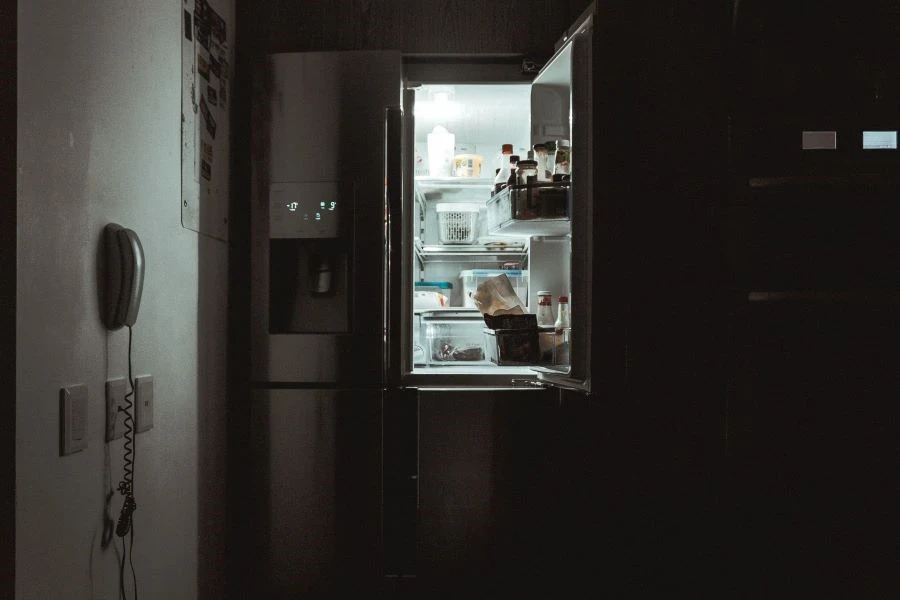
{"left": 410, "top": 83, "right": 547, "bottom": 375}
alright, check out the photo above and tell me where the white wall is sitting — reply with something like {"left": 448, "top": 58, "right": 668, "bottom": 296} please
{"left": 16, "top": 1, "right": 228, "bottom": 598}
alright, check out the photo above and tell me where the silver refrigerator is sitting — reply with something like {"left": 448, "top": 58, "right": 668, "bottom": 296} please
{"left": 249, "top": 5, "right": 612, "bottom": 595}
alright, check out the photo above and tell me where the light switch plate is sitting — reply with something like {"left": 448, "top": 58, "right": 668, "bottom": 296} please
{"left": 135, "top": 375, "right": 153, "bottom": 433}
{"left": 60, "top": 384, "right": 88, "bottom": 456}
{"left": 105, "top": 378, "right": 128, "bottom": 442}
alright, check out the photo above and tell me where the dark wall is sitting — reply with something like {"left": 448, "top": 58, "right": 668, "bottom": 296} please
{"left": 243, "top": 0, "right": 593, "bottom": 55}
{"left": 1, "top": 2, "right": 15, "bottom": 595}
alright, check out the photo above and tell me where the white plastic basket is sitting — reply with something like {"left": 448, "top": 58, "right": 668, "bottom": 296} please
{"left": 436, "top": 203, "right": 479, "bottom": 244}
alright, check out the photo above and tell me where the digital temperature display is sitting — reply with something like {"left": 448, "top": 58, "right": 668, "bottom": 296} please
{"left": 269, "top": 182, "right": 342, "bottom": 239}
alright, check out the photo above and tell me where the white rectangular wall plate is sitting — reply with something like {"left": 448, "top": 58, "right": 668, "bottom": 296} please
{"left": 60, "top": 384, "right": 88, "bottom": 456}
{"left": 105, "top": 378, "right": 127, "bottom": 442}
{"left": 135, "top": 375, "right": 153, "bottom": 433}
{"left": 862, "top": 130, "right": 897, "bottom": 149}
{"left": 801, "top": 130, "right": 837, "bottom": 150}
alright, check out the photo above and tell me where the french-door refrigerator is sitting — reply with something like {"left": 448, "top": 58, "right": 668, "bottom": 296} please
{"left": 248, "top": 4, "right": 612, "bottom": 595}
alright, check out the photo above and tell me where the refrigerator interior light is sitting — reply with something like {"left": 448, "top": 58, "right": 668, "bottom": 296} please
{"left": 415, "top": 85, "right": 464, "bottom": 120}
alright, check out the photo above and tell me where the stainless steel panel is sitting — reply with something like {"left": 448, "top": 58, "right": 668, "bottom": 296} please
{"left": 251, "top": 51, "right": 402, "bottom": 383}
{"left": 249, "top": 388, "right": 382, "bottom": 597}
{"left": 530, "top": 24, "right": 593, "bottom": 394}
{"left": 565, "top": 30, "right": 593, "bottom": 393}
{"left": 416, "top": 387, "right": 563, "bottom": 595}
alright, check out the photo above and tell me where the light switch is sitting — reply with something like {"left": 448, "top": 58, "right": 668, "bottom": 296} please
{"left": 105, "top": 378, "right": 127, "bottom": 442}
{"left": 135, "top": 375, "right": 153, "bottom": 433}
{"left": 60, "top": 384, "right": 88, "bottom": 456}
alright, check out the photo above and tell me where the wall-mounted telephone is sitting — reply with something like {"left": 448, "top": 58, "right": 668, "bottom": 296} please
{"left": 104, "top": 223, "right": 145, "bottom": 330}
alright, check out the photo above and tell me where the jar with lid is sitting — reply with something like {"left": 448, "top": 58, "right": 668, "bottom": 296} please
{"left": 544, "top": 141, "right": 557, "bottom": 180}
{"left": 552, "top": 139, "right": 571, "bottom": 177}
{"left": 515, "top": 159, "right": 538, "bottom": 185}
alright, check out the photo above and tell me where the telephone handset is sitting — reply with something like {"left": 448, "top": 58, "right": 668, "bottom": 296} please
{"left": 104, "top": 223, "right": 145, "bottom": 330}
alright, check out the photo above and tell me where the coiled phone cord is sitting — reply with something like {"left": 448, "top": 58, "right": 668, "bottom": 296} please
{"left": 117, "top": 325, "right": 138, "bottom": 599}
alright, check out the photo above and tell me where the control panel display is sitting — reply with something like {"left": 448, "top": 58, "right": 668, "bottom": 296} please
{"left": 862, "top": 131, "right": 897, "bottom": 150}
{"left": 269, "top": 182, "right": 342, "bottom": 238}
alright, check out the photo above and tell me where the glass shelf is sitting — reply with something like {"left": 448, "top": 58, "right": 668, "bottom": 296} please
{"left": 415, "top": 241, "right": 527, "bottom": 264}
{"left": 415, "top": 176, "right": 495, "bottom": 190}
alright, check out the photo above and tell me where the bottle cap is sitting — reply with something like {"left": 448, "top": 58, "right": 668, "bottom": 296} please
{"left": 517, "top": 160, "right": 538, "bottom": 168}
{"left": 509, "top": 155, "right": 520, "bottom": 163}
{"left": 557, "top": 139, "right": 570, "bottom": 147}
{"left": 501, "top": 143, "right": 513, "bottom": 153}
{"left": 558, "top": 295, "right": 568, "bottom": 303}
{"left": 533, "top": 143, "right": 547, "bottom": 151}
{"left": 537, "top": 290, "right": 551, "bottom": 296}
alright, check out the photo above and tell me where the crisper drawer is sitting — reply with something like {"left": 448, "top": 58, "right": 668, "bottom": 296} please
{"left": 422, "top": 310, "right": 489, "bottom": 365}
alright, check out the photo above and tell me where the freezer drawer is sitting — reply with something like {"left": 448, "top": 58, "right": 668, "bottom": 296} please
{"left": 249, "top": 389, "right": 382, "bottom": 597}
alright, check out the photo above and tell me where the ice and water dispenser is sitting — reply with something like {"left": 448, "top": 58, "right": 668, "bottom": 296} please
{"left": 267, "top": 181, "right": 352, "bottom": 334}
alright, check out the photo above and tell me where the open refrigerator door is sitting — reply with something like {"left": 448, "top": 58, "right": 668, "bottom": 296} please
{"left": 403, "top": 8, "right": 594, "bottom": 393}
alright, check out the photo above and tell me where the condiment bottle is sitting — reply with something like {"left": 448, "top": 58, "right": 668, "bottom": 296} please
{"left": 554, "top": 295, "right": 571, "bottom": 365}
{"left": 506, "top": 154, "right": 520, "bottom": 187}
{"left": 532, "top": 144, "right": 550, "bottom": 181}
{"left": 492, "top": 144, "right": 514, "bottom": 195}
{"left": 536, "top": 291, "right": 555, "bottom": 327}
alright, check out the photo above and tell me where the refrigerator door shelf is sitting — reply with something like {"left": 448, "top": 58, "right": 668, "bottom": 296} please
{"left": 485, "top": 182, "right": 571, "bottom": 237}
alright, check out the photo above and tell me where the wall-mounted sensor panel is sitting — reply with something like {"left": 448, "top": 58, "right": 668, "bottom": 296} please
{"left": 862, "top": 131, "right": 897, "bottom": 150}
{"left": 269, "top": 182, "right": 343, "bottom": 239}
{"left": 802, "top": 131, "right": 837, "bottom": 150}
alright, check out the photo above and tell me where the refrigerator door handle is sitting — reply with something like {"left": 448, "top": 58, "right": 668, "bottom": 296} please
{"left": 384, "top": 104, "right": 404, "bottom": 387}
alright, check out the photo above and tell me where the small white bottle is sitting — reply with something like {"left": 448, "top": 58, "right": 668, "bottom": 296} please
{"left": 554, "top": 295, "right": 571, "bottom": 365}
{"left": 536, "top": 291, "right": 555, "bottom": 327}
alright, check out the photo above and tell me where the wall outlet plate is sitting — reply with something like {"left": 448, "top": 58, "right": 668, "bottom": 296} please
{"left": 105, "top": 378, "right": 128, "bottom": 442}
{"left": 60, "top": 384, "right": 88, "bottom": 456}
{"left": 135, "top": 375, "right": 153, "bottom": 433}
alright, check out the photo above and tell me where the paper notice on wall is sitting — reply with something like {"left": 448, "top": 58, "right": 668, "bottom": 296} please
{"left": 182, "top": 0, "right": 232, "bottom": 242}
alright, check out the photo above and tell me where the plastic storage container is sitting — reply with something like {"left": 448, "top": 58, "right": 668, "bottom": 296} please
{"left": 459, "top": 269, "right": 529, "bottom": 309}
{"left": 483, "top": 327, "right": 556, "bottom": 366}
{"left": 422, "top": 310, "right": 487, "bottom": 364}
{"left": 436, "top": 203, "right": 480, "bottom": 244}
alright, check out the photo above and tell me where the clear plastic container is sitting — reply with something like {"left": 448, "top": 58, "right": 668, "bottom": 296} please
{"left": 422, "top": 310, "right": 487, "bottom": 364}
{"left": 427, "top": 125, "right": 455, "bottom": 177}
{"left": 459, "top": 269, "right": 529, "bottom": 309}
